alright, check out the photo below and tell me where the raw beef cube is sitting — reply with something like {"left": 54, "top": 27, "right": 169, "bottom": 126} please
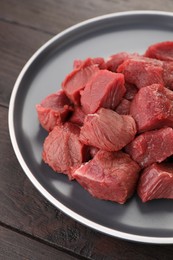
{"left": 79, "top": 108, "right": 136, "bottom": 151}
{"left": 115, "top": 98, "right": 131, "bottom": 115}
{"left": 138, "top": 163, "right": 173, "bottom": 202}
{"left": 80, "top": 70, "right": 126, "bottom": 114}
{"left": 163, "top": 61, "right": 173, "bottom": 90}
{"left": 69, "top": 106, "right": 85, "bottom": 126}
{"left": 117, "top": 57, "right": 164, "bottom": 89}
{"left": 73, "top": 57, "right": 106, "bottom": 69}
{"left": 36, "top": 90, "right": 73, "bottom": 131}
{"left": 125, "top": 127, "right": 173, "bottom": 168}
{"left": 105, "top": 52, "right": 140, "bottom": 72}
{"left": 62, "top": 58, "right": 99, "bottom": 105}
{"left": 145, "top": 41, "right": 173, "bottom": 61}
{"left": 42, "top": 122, "right": 89, "bottom": 179}
{"left": 130, "top": 84, "right": 173, "bottom": 132}
{"left": 124, "top": 82, "right": 138, "bottom": 100}
{"left": 73, "top": 150, "right": 140, "bottom": 204}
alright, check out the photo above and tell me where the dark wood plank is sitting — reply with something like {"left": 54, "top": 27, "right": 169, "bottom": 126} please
{"left": 2, "top": 1, "right": 173, "bottom": 259}
{"left": 0, "top": 225, "right": 79, "bottom": 260}
{"left": 0, "top": 20, "right": 51, "bottom": 107}
{"left": 2, "top": 104, "right": 173, "bottom": 260}
{"left": 1, "top": 0, "right": 173, "bottom": 35}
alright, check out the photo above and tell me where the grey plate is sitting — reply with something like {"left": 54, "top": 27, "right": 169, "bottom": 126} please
{"left": 9, "top": 11, "right": 173, "bottom": 243}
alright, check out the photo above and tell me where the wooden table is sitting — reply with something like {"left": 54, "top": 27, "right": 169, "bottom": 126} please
{"left": 1, "top": 1, "right": 173, "bottom": 259}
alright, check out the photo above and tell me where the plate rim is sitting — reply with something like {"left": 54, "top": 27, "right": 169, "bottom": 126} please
{"left": 8, "top": 10, "right": 173, "bottom": 244}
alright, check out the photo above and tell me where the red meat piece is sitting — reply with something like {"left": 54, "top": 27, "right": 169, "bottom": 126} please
{"left": 117, "top": 56, "right": 164, "bottom": 89}
{"left": 80, "top": 70, "right": 126, "bottom": 114}
{"left": 124, "top": 82, "right": 138, "bottom": 100}
{"left": 62, "top": 58, "right": 99, "bottom": 105}
{"left": 115, "top": 98, "right": 131, "bottom": 115}
{"left": 79, "top": 108, "right": 136, "bottom": 151}
{"left": 69, "top": 106, "right": 85, "bottom": 126}
{"left": 42, "top": 122, "right": 89, "bottom": 179}
{"left": 125, "top": 127, "right": 173, "bottom": 168}
{"left": 138, "top": 163, "right": 173, "bottom": 202}
{"left": 130, "top": 84, "right": 173, "bottom": 132}
{"left": 105, "top": 52, "right": 139, "bottom": 72}
{"left": 73, "top": 150, "right": 140, "bottom": 204}
{"left": 36, "top": 90, "right": 73, "bottom": 131}
{"left": 73, "top": 57, "right": 106, "bottom": 69}
{"left": 145, "top": 41, "right": 173, "bottom": 61}
{"left": 163, "top": 61, "right": 173, "bottom": 90}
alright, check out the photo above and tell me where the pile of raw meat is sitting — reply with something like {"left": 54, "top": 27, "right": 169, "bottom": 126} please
{"left": 36, "top": 41, "right": 173, "bottom": 204}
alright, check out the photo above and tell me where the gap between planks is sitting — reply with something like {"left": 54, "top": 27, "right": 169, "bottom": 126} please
{"left": 0, "top": 218, "right": 88, "bottom": 260}
{"left": 0, "top": 103, "right": 9, "bottom": 109}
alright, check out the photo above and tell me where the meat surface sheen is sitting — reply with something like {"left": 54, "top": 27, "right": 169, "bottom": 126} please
{"left": 125, "top": 127, "right": 173, "bottom": 168}
{"left": 105, "top": 52, "right": 140, "bottom": 72}
{"left": 117, "top": 56, "right": 164, "bottom": 89}
{"left": 36, "top": 90, "right": 72, "bottom": 131}
{"left": 80, "top": 70, "right": 126, "bottom": 114}
{"left": 42, "top": 122, "right": 89, "bottom": 178}
{"left": 145, "top": 41, "right": 173, "bottom": 61}
{"left": 62, "top": 58, "right": 99, "bottom": 105}
{"left": 79, "top": 108, "right": 136, "bottom": 151}
{"left": 73, "top": 57, "right": 106, "bottom": 69}
{"left": 138, "top": 163, "right": 173, "bottom": 202}
{"left": 73, "top": 150, "right": 140, "bottom": 204}
{"left": 163, "top": 61, "right": 173, "bottom": 90}
{"left": 130, "top": 84, "right": 173, "bottom": 132}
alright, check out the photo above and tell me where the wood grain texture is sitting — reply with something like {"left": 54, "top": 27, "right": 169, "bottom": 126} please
{"left": 0, "top": 20, "right": 51, "bottom": 107}
{"left": 1, "top": 0, "right": 173, "bottom": 35}
{"left": 2, "top": 105, "right": 173, "bottom": 260}
{"left": 1, "top": 0, "right": 173, "bottom": 259}
{"left": 0, "top": 225, "right": 79, "bottom": 260}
